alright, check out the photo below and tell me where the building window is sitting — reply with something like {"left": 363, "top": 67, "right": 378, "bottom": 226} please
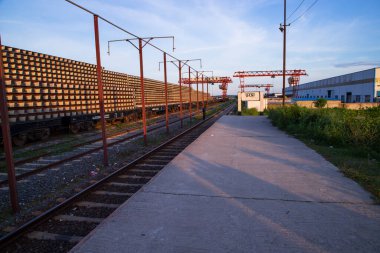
{"left": 346, "top": 92, "right": 352, "bottom": 103}
{"left": 355, "top": 95, "right": 361, "bottom": 103}
{"left": 365, "top": 95, "right": 371, "bottom": 102}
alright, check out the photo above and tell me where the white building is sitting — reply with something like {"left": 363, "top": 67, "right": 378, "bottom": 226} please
{"left": 285, "top": 67, "right": 380, "bottom": 102}
{"left": 237, "top": 92, "right": 267, "bottom": 112}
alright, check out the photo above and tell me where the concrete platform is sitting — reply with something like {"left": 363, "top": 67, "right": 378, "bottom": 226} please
{"left": 71, "top": 116, "right": 380, "bottom": 253}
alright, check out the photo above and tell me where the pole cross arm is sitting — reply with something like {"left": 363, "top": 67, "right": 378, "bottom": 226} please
{"left": 197, "top": 70, "right": 213, "bottom": 79}
{"left": 182, "top": 71, "right": 197, "bottom": 78}
{"left": 158, "top": 58, "right": 202, "bottom": 71}
{"left": 108, "top": 36, "right": 175, "bottom": 55}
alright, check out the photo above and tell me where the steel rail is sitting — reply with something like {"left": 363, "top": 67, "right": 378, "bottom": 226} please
{"left": 0, "top": 107, "right": 191, "bottom": 165}
{"left": 0, "top": 103, "right": 234, "bottom": 248}
{"left": 1, "top": 112, "right": 180, "bottom": 167}
{"left": 0, "top": 105, "right": 218, "bottom": 186}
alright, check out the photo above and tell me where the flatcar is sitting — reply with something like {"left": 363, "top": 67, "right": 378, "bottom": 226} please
{"left": 0, "top": 46, "right": 210, "bottom": 146}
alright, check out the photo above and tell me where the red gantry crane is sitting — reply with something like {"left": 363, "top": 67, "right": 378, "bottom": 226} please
{"left": 182, "top": 76, "right": 232, "bottom": 101}
{"left": 233, "top": 70, "right": 307, "bottom": 97}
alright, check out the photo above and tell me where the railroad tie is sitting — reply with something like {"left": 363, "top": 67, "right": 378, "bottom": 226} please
{"left": 129, "top": 169, "right": 161, "bottom": 173}
{"left": 107, "top": 182, "right": 144, "bottom": 187}
{"left": 24, "top": 163, "right": 44, "bottom": 167}
{"left": 27, "top": 231, "right": 83, "bottom": 243}
{"left": 161, "top": 148, "right": 181, "bottom": 151}
{"left": 134, "top": 164, "right": 163, "bottom": 168}
{"left": 75, "top": 201, "right": 119, "bottom": 209}
{"left": 151, "top": 155, "right": 175, "bottom": 158}
{"left": 15, "top": 167, "right": 35, "bottom": 171}
{"left": 37, "top": 158, "right": 59, "bottom": 163}
{"left": 54, "top": 215, "right": 103, "bottom": 223}
{"left": 79, "top": 146, "right": 96, "bottom": 150}
{"left": 144, "top": 158, "right": 172, "bottom": 162}
{"left": 118, "top": 174, "right": 151, "bottom": 179}
{"left": 93, "top": 190, "right": 133, "bottom": 197}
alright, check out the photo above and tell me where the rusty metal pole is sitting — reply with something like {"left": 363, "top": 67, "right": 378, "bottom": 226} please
{"left": 201, "top": 75, "right": 204, "bottom": 108}
{"left": 282, "top": 0, "right": 287, "bottom": 106}
{"left": 196, "top": 71, "right": 199, "bottom": 112}
{"left": 206, "top": 82, "right": 209, "bottom": 108}
{"left": 201, "top": 75, "right": 205, "bottom": 120}
{"left": 0, "top": 36, "right": 19, "bottom": 213}
{"left": 188, "top": 66, "right": 192, "bottom": 122}
{"left": 178, "top": 61, "right": 183, "bottom": 128}
{"left": 93, "top": 15, "right": 108, "bottom": 166}
{"left": 163, "top": 52, "right": 169, "bottom": 133}
{"left": 138, "top": 38, "right": 147, "bottom": 145}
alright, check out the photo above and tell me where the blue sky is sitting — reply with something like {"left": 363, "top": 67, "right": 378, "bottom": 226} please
{"left": 1, "top": 0, "right": 379, "bottom": 95}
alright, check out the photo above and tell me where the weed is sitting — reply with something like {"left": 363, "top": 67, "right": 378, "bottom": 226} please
{"left": 241, "top": 108, "right": 259, "bottom": 116}
{"left": 268, "top": 105, "right": 380, "bottom": 201}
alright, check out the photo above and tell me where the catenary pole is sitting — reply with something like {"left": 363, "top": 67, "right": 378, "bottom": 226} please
{"left": 0, "top": 35, "right": 19, "bottom": 213}
{"left": 93, "top": 15, "right": 108, "bottom": 166}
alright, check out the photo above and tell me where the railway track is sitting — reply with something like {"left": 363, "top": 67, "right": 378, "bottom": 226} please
{"left": 0, "top": 105, "right": 220, "bottom": 186}
{"left": 0, "top": 108, "right": 190, "bottom": 165}
{"left": 0, "top": 103, "right": 234, "bottom": 253}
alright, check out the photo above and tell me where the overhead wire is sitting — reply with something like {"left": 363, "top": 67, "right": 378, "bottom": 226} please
{"left": 64, "top": 0, "right": 211, "bottom": 79}
{"left": 287, "top": 0, "right": 305, "bottom": 20}
{"left": 289, "top": 0, "right": 320, "bottom": 25}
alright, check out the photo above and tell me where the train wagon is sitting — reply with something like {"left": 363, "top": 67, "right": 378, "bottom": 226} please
{"left": 0, "top": 45, "right": 210, "bottom": 146}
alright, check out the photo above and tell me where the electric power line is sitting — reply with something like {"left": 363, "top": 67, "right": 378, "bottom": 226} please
{"left": 289, "top": 0, "right": 320, "bottom": 25}
{"left": 287, "top": 0, "right": 305, "bottom": 20}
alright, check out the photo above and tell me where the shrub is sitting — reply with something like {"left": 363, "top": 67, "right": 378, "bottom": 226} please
{"left": 314, "top": 98, "right": 327, "bottom": 108}
{"left": 267, "top": 105, "right": 380, "bottom": 152}
{"left": 241, "top": 108, "right": 259, "bottom": 116}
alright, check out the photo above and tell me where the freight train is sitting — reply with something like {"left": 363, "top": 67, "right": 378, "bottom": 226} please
{"left": 0, "top": 45, "right": 210, "bottom": 146}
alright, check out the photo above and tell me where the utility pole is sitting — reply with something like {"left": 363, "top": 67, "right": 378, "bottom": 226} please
{"left": 282, "top": 0, "right": 287, "bottom": 106}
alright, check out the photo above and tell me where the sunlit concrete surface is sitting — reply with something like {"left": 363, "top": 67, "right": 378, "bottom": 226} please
{"left": 72, "top": 116, "right": 380, "bottom": 253}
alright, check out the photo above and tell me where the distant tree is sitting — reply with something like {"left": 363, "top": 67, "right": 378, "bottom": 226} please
{"left": 314, "top": 98, "right": 327, "bottom": 108}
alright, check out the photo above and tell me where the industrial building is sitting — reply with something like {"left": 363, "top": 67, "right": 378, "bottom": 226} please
{"left": 286, "top": 67, "right": 380, "bottom": 102}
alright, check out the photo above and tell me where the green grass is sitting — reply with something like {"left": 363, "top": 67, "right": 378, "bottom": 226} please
{"left": 268, "top": 105, "right": 380, "bottom": 151}
{"left": 303, "top": 139, "right": 380, "bottom": 202}
{"left": 268, "top": 105, "right": 380, "bottom": 202}
{"left": 241, "top": 108, "right": 259, "bottom": 116}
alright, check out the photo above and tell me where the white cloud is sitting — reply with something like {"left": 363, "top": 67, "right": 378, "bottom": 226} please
{"left": 1, "top": 0, "right": 379, "bottom": 94}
